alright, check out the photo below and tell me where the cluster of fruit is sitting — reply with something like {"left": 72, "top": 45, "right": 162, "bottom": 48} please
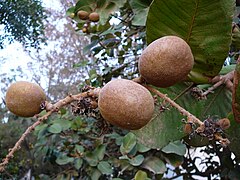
{"left": 75, "top": 10, "right": 100, "bottom": 33}
{"left": 5, "top": 36, "right": 194, "bottom": 130}
{"left": 99, "top": 36, "right": 193, "bottom": 130}
{"left": 77, "top": 10, "right": 100, "bottom": 22}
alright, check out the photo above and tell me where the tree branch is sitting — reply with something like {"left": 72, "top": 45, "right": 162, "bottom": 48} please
{"left": 202, "top": 71, "right": 234, "bottom": 97}
{"left": 143, "top": 84, "right": 204, "bottom": 127}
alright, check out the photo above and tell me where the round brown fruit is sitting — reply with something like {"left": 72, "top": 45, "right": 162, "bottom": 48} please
{"left": 5, "top": 81, "right": 46, "bottom": 117}
{"left": 77, "top": 10, "right": 89, "bottom": 20}
{"left": 183, "top": 123, "right": 193, "bottom": 134}
{"left": 89, "top": 12, "right": 100, "bottom": 22}
{"left": 216, "top": 118, "right": 230, "bottom": 130}
{"left": 98, "top": 79, "right": 154, "bottom": 130}
{"left": 139, "top": 36, "right": 194, "bottom": 88}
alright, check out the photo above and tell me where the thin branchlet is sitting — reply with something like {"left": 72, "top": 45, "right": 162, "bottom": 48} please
{"left": 143, "top": 84, "right": 204, "bottom": 126}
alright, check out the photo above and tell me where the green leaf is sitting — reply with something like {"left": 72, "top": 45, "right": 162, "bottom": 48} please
{"left": 85, "top": 145, "right": 105, "bottom": 167}
{"left": 219, "top": 65, "right": 236, "bottom": 75}
{"left": 134, "top": 170, "right": 149, "bottom": 180}
{"left": 120, "top": 132, "right": 137, "bottom": 154}
{"left": 59, "top": 108, "right": 67, "bottom": 115}
{"left": 94, "top": 144, "right": 106, "bottom": 161}
{"left": 48, "top": 123, "right": 62, "bottom": 134}
{"left": 129, "top": 154, "right": 144, "bottom": 166}
{"left": 66, "top": 6, "right": 75, "bottom": 16}
{"left": 183, "top": 135, "right": 209, "bottom": 147}
{"left": 74, "top": 145, "right": 84, "bottom": 153}
{"left": 133, "top": 107, "right": 185, "bottom": 149}
{"left": 119, "top": 155, "right": 130, "bottom": 160}
{"left": 94, "top": 0, "right": 127, "bottom": 25}
{"left": 75, "top": 0, "right": 95, "bottom": 12}
{"left": 97, "top": 161, "right": 113, "bottom": 175}
{"left": 136, "top": 143, "right": 151, "bottom": 153}
{"left": 56, "top": 154, "right": 74, "bottom": 165}
{"left": 134, "top": 83, "right": 232, "bottom": 149}
{"left": 105, "top": 132, "right": 123, "bottom": 145}
{"left": 226, "top": 113, "right": 240, "bottom": 158}
{"left": 142, "top": 156, "right": 166, "bottom": 174}
{"left": 163, "top": 153, "right": 184, "bottom": 168}
{"left": 54, "top": 119, "right": 72, "bottom": 131}
{"left": 74, "top": 158, "right": 83, "bottom": 170}
{"left": 35, "top": 124, "right": 48, "bottom": 139}
{"left": 83, "top": 40, "right": 99, "bottom": 54}
{"left": 129, "top": 0, "right": 152, "bottom": 26}
{"left": 85, "top": 153, "right": 98, "bottom": 166}
{"left": 71, "top": 116, "right": 83, "bottom": 130}
{"left": 91, "top": 168, "right": 102, "bottom": 180}
{"left": 146, "top": 0, "right": 235, "bottom": 83}
{"left": 161, "top": 141, "right": 186, "bottom": 156}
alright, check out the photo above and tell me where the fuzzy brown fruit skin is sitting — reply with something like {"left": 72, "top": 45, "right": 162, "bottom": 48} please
{"left": 139, "top": 36, "right": 194, "bottom": 88}
{"left": 77, "top": 10, "right": 89, "bottom": 20}
{"left": 89, "top": 12, "right": 100, "bottom": 22}
{"left": 98, "top": 79, "right": 154, "bottom": 130}
{"left": 5, "top": 81, "right": 46, "bottom": 117}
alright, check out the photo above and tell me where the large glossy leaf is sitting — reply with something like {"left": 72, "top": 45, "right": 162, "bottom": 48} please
{"left": 133, "top": 84, "right": 232, "bottom": 149}
{"left": 146, "top": 0, "right": 234, "bottom": 83}
{"left": 226, "top": 112, "right": 240, "bottom": 159}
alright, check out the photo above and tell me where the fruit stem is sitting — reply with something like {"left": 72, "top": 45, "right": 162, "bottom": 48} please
{"left": 143, "top": 85, "right": 204, "bottom": 127}
{"left": 0, "top": 88, "right": 101, "bottom": 172}
{"left": 202, "top": 70, "right": 234, "bottom": 96}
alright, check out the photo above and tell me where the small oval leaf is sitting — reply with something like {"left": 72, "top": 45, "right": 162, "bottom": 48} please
{"left": 142, "top": 156, "right": 166, "bottom": 174}
{"left": 97, "top": 161, "right": 113, "bottom": 175}
{"left": 74, "top": 158, "right": 83, "bottom": 170}
{"left": 134, "top": 170, "right": 149, "bottom": 180}
{"left": 120, "top": 132, "right": 137, "bottom": 154}
{"left": 56, "top": 155, "right": 74, "bottom": 165}
{"left": 129, "top": 154, "right": 144, "bottom": 166}
{"left": 48, "top": 123, "right": 62, "bottom": 134}
{"left": 161, "top": 140, "right": 186, "bottom": 156}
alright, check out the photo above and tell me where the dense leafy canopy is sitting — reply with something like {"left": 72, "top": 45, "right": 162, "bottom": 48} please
{"left": 0, "top": 0, "right": 46, "bottom": 49}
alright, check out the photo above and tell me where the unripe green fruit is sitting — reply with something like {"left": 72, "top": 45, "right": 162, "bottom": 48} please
{"left": 98, "top": 79, "right": 154, "bottom": 130}
{"left": 69, "top": 13, "right": 75, "bottom": 19}
{"left": 139, "top": 36, "right": 194, "bottom": 87}
{"left": 77, "top": 10, "right": 89, "bottom": 20}
{"left": 89, "top": 12, "right": 100, "bottom": 22}
{"left": 5, "top": 81, "right": 46, "bottom": 117}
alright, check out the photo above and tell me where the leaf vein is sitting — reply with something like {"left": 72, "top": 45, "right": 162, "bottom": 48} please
{"left": 186, "top": 0, "right": 199, "bottom": 43}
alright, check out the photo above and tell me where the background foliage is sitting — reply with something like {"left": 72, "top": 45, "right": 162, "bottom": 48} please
{"left": 0, "top": 0, "right": 46, "bottom": 49}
